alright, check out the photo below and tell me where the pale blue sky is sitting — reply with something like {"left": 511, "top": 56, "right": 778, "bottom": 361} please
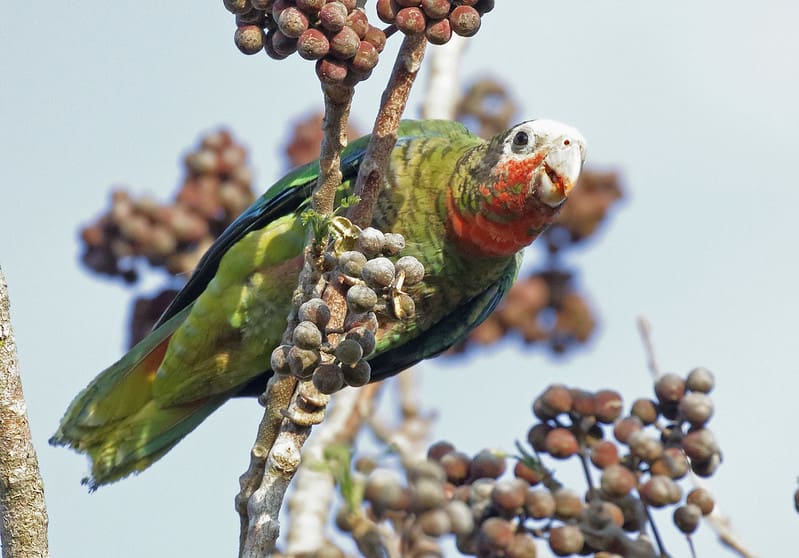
{"left": 2, "top": 1, "right": 797, "bottom": 557}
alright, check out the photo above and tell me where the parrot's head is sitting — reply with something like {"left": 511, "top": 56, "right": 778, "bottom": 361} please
{"left": 447, "top": 119, "right": 586, "bottom": 257}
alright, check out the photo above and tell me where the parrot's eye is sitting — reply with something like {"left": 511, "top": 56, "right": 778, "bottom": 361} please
{"left": 512, "top": 131, "right": 529, "bottom": 147}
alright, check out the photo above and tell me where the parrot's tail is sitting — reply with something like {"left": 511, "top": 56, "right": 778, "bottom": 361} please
{"left": 50, "top": 308, "right": 227, "bottom": 489}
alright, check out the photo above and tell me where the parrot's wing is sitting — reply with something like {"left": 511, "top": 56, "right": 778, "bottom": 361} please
{"left": 157, "top": 120, "right": 471, "bottom": 328}
{"left": 367, "top": 252, "right": 522, "bottom": 382}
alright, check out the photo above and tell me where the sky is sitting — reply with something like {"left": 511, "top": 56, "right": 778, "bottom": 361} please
{"left": 2, "top": 1, "right": 798, "bottom": 557}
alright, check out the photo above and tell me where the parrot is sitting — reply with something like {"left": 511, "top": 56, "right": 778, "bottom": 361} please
{"left": 51, "top": 119, "right": 586, "bottom": 488}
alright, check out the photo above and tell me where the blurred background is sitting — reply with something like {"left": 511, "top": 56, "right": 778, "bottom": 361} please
{"left": 1, "top": 1, "right": 797, "bottom": 556}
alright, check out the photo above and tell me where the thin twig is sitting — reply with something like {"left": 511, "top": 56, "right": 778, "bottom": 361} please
{"left": 693, "top": 475, "right": 758, "bottom": 558}
{"left": 0, "top": 268, "right": 49, "bottom": 558}
{"left": 642, "top": 504, "right": 669, "bottom": 558}
{"left": 636, "top": 316, "right": 661, "bottom": 380}
{"left": 347, "top": 33, "right": 427, "bottom": 228}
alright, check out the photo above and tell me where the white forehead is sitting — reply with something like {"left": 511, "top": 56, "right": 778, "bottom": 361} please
{"left": 502, "top": 119, "right": 586, "bottom": 157}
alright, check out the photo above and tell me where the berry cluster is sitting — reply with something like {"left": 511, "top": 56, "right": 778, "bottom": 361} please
{"left": 80, "top": 130, "right": 255, "bottom": 283}
{"left": 226, "top": 0, "right": 388, "bottom": 84}
{"left": 459, "top": 270, "right": 596, "bottom": 355}
{"left": 326, "top": 368, "right": 720, "bottom": 557}
{"left": 376, "top": 0, "right": 494, "bottom": 44}
{"left": 270, "top": 226, "right": 425, "bottom": 394}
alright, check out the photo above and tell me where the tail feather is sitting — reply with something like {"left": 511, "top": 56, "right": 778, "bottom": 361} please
{"left": 50, "top": 306, "right": 228, "bottom": 487}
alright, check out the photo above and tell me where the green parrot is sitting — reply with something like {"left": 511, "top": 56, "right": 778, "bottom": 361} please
{"left": 51, "top": 119, "right": 585, "bottom": 488}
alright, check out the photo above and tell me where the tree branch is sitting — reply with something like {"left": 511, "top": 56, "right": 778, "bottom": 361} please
{"left": 0, "top": 269, "right": 49, "bottom": 558}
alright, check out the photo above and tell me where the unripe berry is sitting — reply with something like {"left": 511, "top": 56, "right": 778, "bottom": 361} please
{"left": 335, "top": 338, "right": 363, "bottom": 365}
{"left": 364, "top": 25, "right": 387, "bottom": 52}
{"left": 312, "top": 362, "right": 345, "bottom": 393}
{"left": 427, "top": 440, "right": 455, "bottom": 462}
{"left": 613, "top": 416, "right": 643, "bottom": 444}
{"left": 640, "top": 475, "right": 681, "bottom": 507}
{"left": 346, "top": 8, "right": 369, "bottom": 38}
{"left": 630, "top": 398, "right": 658, "bottom": 425}
{"left": 425, "top": 18, "right": 452, "bottom": 45}
{"left": 449, "top": 5, "right": 481, "bottom": 37}
{"left": 440, "top": 451, "right": 471, "bottom": 484}
{"left": 553, "top": 488, "right": 583, "bottom": 520}
{"left": 376, "top": 0, "right": 399, "bottom": 23}
{"left": 590, "top": 440, "right": 619, "bottom": 469}
{"left": 490, "top": 478, "right": 528, "bottom": 516}
{"left": 345, "top": 326, "right": 376, "bottom": 355}
{"left": 350, "top": 41, "right": 379, "bottom": 72}
{"left": 410, "top": 478, "right": 445, "bottom": 511}
{"left": 681, "top": 428, "right": 718, "bottom": 461}
{"left": 468, "top": 449, "right": 506, "bottom": 480}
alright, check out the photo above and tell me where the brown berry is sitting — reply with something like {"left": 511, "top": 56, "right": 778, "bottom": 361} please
{"left": 278, "top": 6, "right": 309, "bottom": 38}
{"left": 590, "top": 440, "right": 619, "bottom": 469}
{"left": 640, "top": 475, "right": 681, "bottom": 507}
{"left": 686, "top": 367, "right": 715, "bottom": 393}
{"left": 544, "top": 427, "right": 578, "bottom": 459}
{"left": 490, "top": 478, "right": 528, "bottom": 516}
{"left": 687, "top": 487, "right": 715, "bottom": 515}
{"left": 418, "top": 508, "right": 451, "bottom": 537}
{"left": 513, "top": 460, "right": 545, "bottom": 485}
{"left": 468, "top": 449, "right": 506, "bottom": 480}
{"left": 425, "top": 18, "right": 451, "bottom": 45}
{"left": 440, "top": 451, "right": 471, "bottom": 485}
{"left": 477, "top": 518, "right": 514, "bottom": 553}
{"left": 346, "top": 8, "right": 369, "bottom": 38}
{"left": 449, "top": 5, "right": 481, "bottom": 37}
{"left": 553, "top": 488, "right": 583, "bottom": 520}
{"left": 296, "top": 0, "right": 326, "bottom": 12}
{"left": 297, "top": 28, "right": 330, "bottom": 59}
{"left": 679, "top": 392, "right": 714, "bottom": 426}
{"left": 341, "top": 359, "right": 370, "bottom": 387}
{"left": 628, "top": 431, "right": 664, "bottom": 463}
{"left": 681, "top": 428, "right": 718, "bottom": 461}
{"left": 524, "top": 489, "right": 555, "bottom": 519}
{"left": 319, "top": 1, "right": 348, "bottom": 32}
{"left": 548, "top": 525, "right": 584, "bottom": 556}
{"left": 395, "top": 7, "right": 427, "bottom": 35}
{"left": 235, "top": 26, "right": 266, "bottom": 55}
{"left": 329, "top": 26, "right": 360, "bottom": 59}
{"left": 421, "top": 0, "right": 451, "bottom": 19}
{"left": 527, "top": 423, "right": 552, "bottom": 453}
{"left": 600, "top": 464, "right": 636, "bottom": 498}
{"left": 649, "top": 447, "right": 689, "bottom": 479}
{"left": 570, "top": 389, "right": 597, "bottom": 416}
{"left": 538, "top": 384, "right": 573, "bottom": 416}
{"left": 655, "top": 372, "right": 686, "bottom": 404}
{"left": 376, "top": 0, "right": 399, "bottom": 23}
{"left": 630, "top": 398, "right": 658, "bottom": 425}
{"left": 427, "top": 441, "right": 455, "bottom": 461}
{"left": 364, "top": 25, "right": 387, "bottom": 52}
{"left": 312, "top": 362, "right": 344, "bottom": 393}
{"left": 595, "top": 389, "right": 623, "bottom": 423}
{"left": 350, "top": 40, "right": 379, "bottom": 72}
{"left": 673, "top": 504, "right": 702, "bottom": 534}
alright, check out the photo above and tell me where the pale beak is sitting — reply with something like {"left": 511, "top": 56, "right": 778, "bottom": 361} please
{"left": 536, "top": 140, "right": 585, "bottom": 208}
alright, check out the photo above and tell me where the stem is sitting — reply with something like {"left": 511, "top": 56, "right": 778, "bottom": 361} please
{"left": 637, "top": 316, "right": 661, "bottom": 381}
{"left": 643, "top": 504, "right": 670, "bottom": 558}
{"left": 0, "top": 268, "right": 49, "bottom": 558}
{"left": 347, "top": 33, "right": 427, "bottom": 228}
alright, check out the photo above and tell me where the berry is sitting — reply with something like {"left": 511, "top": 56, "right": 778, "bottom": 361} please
{"left": 296, "top": 0, "right": 325, "bottom": 12}
{"left": 600, "top": 464, "right": 636, "bottom": 498}
{"left": 425, "top": 18, "right": 452, "bottom": 45}
{"left": 329, "top": 26, "right": 360, "bottom": 60}
{"left": 410, "top": 478, "right": 445, "bottom": 511}
{"left": 513, "top": 460, "right": 545, "bottom": 485}
{"left": 490, "top": 478, "right": 528, "bottom": 516}
{"left": 350, "top": 41, "right": 379, "bottom": 73}
{"left": 553, "top": 488, "right": 583, "bottom": 520}
{"left": 538, "top": 384, "right": 573, "bottom": 416}
{"left": 364, "top": 468, "right": 405, "bottom": 510}
{"left": 266, "top": 30, "right": 297, "bottom": 59}
{"left": 346, "top": 284, "right": 378, "bottom": 313}
{"left": 613, "top": 416, "right": 643, "bottom": 444}
{"left": 345, "top": 326, "right": 376, "bottom": 355}
{"left": 446, "top": 500, "right": 474, "bottom": 536}
{"left": 449, "top": 5, "right": 481, "bottom": 37}
{"left": 673, "top": 504, "right": 702, "bottom": 534}
{"left": 334, "top": 338, "right": 363, "bottom": 365}
{"left": 687, "top": 487, "right": 715, "bottom": 515}
{"left": 363, "top": 25, "right": 387, "bottom": 53}
{"left": 527, "top": 423, "right": 552, "bottom": 453}
{"left": 427, "top": 440, "right": 455, "bottom": 461}
{"left": 682, "top": 428, "right": 718, "bottom": 461}
{"left": 395, "top": 255, "right": 425, "bottom": 285}
{"left": 234, "top": 26, "right": 266, "bottom": 55}
{"left": 312, "top": 362, "right": 345, "bottom": 394}
{"left": 686, "top": 366, "right": 715, "bottom": 393}
{"left": 346, "top": 9, "right": 369, "bottom": 39}
{"left": 418, "top": 508, "right": 451, "bottom": 537}
{"left": 544, "top": 427, "right": 578, "bottom": 459}
{"left": 640, "top": 475, "right": 681, "bottom": 507}
{"left": 440, "top": 451, "right": 471, "bottom": 485}
{"left": 297, "top": 28, "right": 330, "bottom": 60}
{"left": 292, "top": 320, "right": 323, "bottom": 349}
{"left": 356, "top": 227, "right": 385, "bottom": 257}
{"left": 655, "top": 372, "right": 686, "bottom": 404}
{"left": 649, "top": 447, "right": 689, "bottom": 479}
{"left": 341, "top": 359, "right": 371, "bottom": 386}
{"left": 277, "top": 6, "right": 309, "bottom": 38}
{"left": 338, "top": 250, "right": 367, "bottom": 276}
{"left": 298, "top": 298, "right": 331, "bottom": 329}
{"left": 590, "top": 440, "right": 620, "bottom": 469}
{"left": 421, "top": 0, "right": 451, "bottom": 19}
{"left": 628, "top": 431, "right": 664, "bottom": 463}
{"left": 288, "top": 346, "right": 320, "bottom": 379}
{"left": 679, "top": 392, "right": 714, "bottom": 426}
{"left": 469, "top": 450, "right": 506, "bottom": 480}
{"left": 376, "top": 0, "right": 399, "bottom": 23}
{"left": 396, "top": 7, "right": 427, "bottom": 35}
{"left": 524, "top": 489, "right": 555, "bottom": 519}
{"left": 594, "top": 389, "right": 623, "bottom": 423}
{"left": 319, "top": 1, "right": 348, "bottom": 32}
{"left": 548, "top": 525, "right": 584, "bottom": 556}
{"left": 477, "top": 518, "right": 515, "bottom": 553}
{"left": 361, "top": 257, "right": 395, "bottom": 288}
{"left": 630, "top": 398, "right": 658, "bottom": 424}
